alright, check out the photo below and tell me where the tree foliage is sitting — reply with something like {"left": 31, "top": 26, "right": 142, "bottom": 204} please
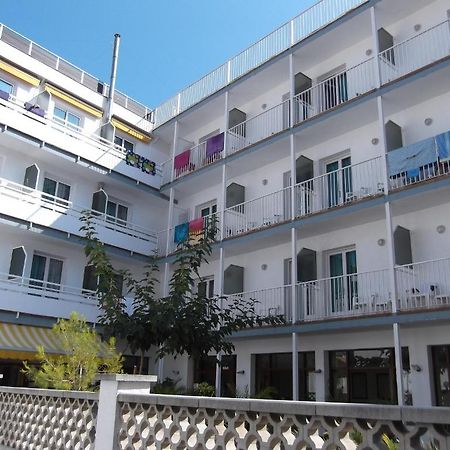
{"left": 81, "top": 212, "right": 283, "bottom": 373}
{"left": 23, "top": 312, "right": 122, "bottom": 391}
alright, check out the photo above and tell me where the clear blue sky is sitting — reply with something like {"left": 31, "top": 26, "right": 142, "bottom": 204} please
{"left": 0, "top": 1, "right": 315, "bottom": 108}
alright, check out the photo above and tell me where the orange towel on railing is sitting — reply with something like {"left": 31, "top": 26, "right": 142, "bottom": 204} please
{"left": 189, "top": 217, "right": 204, "bottom": 235}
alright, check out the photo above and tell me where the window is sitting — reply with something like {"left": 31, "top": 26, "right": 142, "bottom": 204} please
{"left": 30, "top": 253, "right": 63, "bottom": 292}
{"left": 42, "top": 176, "right": 71, "bottom": 205}
{"left": 114, "top": 135, "right": 134, "bottom": 153}
{"left": 197, "top": 277, "right": 214, "bottom": 299}
{"left": 53, "top": 105, "right": 81, "bottom": 130}
{"left": 254, "top": 353, "right": 293, "bottom": 400}
{"left": 432, "top": 345, "right": 450, "bottom": 406}
{"left": 82, "top": 265, "right": 123, "bottom": 295}
{"left": 0, "top": 78, "right": 13, "bottom": 95}
{"left": 106, "top": 200, "right": 128, "bottom": 226}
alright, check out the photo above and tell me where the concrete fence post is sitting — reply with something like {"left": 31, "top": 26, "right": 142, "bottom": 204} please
{"left": 95, "top": 374, "right": 157, "bottom": 449}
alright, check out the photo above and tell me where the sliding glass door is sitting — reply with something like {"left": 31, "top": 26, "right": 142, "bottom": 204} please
{"left": 326, "top": 156, "right": 352, "bottom": 208}
{"left": 329, "top": 249, "right": 357, "bottom": 313}
{"left": 30, "top": 254, "right": 63, "bottom": 292}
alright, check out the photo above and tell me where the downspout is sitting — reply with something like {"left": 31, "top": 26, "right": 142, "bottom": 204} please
{"left": 101, "top": 33, "right": 121, "bottom": 142}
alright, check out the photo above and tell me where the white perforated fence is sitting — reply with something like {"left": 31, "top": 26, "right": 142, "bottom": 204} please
{"left": 116, "top": 394, "right": 450, "bottom": 450}
{"left": 0, "top": 387, "right": 98, "bottom": 449}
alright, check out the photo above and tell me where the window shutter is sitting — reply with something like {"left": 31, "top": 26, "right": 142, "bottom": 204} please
{"left": 8, "top": 247, "right": 27, "bottom": 278}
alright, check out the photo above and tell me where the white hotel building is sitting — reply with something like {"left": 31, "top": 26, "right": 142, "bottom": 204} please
{"left": 0, "top": 0, "right": 449, "bottom": 407}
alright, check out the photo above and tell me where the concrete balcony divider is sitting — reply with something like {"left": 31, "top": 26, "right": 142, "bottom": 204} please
{"left": 0, "top": 177, "right": 158, "bottom": 255}
{"left": 2, "top": 378, "right": 450, "bottom": 449}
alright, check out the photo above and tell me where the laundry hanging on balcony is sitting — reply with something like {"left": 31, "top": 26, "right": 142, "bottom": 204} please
{"left": 189, "top": 217, "right": 204, "bottom": 235}
{"left": 174, "top": 222, "right": 189, "bottom": 244}
{"left": 388, "top": 137, "right": 438, "bottom": 177}
{"left": 125, "top": 151, "right": 156, "bottom": 176}
{"left": 174, "top": 149, "right": 191, "bottom": 175}
{"left": 436, "top": 130, "right": 450, "bottom": 160}
{"left": 205, "top": 132, "right": 224, "bottom": 159}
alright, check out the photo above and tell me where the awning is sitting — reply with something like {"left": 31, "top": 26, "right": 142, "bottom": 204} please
{"left": 0, "top": 59, "right": 40, "bottom": 86}
{"left": 0, "top": 323, "right": 63, "bottom": 361}
{"left": 112, "top": 118, "right": 152, "bottom": 143}
{"left": 45, "top": 84, "right": 103, "bottom": 118}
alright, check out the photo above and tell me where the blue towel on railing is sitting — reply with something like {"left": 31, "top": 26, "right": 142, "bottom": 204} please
{"left": 174, "top": 222, "right": 189, "bottom": 244}
{"left": 388, "top": 137, "right": 437, "bottom": 176}
{"left": 436, "top": 131, "right": 450, "bottom": 160}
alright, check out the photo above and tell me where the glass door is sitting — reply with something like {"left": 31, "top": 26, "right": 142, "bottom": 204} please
{"left": 329, "top": 249, "right": 357, "bottom": 313}
{"left": 326, "top": 156, "right": 352, "bottom": 208}
{"left": 30, "top": 254, "right": 63, "bottom": 293}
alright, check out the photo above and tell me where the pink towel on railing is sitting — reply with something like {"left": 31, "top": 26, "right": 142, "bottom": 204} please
{"left": 189, "top": 217, "right": 204, "bottom": 234}
{"left": 174, "top": 149, "right": 191, "bottom": 170}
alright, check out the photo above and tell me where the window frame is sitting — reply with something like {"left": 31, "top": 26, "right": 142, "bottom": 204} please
{"left": 0, "top": 77, "right": 14, "bottom": 96}
{"left": 105, "top": 196, "right": 130, "bottom": 226}
{"left": 53, "top": 103, "right": 82, "bottom": 131}
{"left": 114, "top": 135, "right": 135, "bottom": 153}
{"left": 29, "top": 251, "right": 64, "bottom": 290}
{"left": 41, "top": 174, "right": 71, "bottom": 205}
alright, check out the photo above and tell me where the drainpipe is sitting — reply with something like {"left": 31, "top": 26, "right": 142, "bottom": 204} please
{"left": 101, "top": 33, "right": 121, "bottom": 142}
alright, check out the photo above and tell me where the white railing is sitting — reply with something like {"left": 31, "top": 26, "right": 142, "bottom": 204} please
{"left": 172, "top": 140, "right": 224, "bottom": 181}
{"left": 0, "top": 272, "right": 98, "bottom": 304}
{"left": 294, "top": 58, "right": 376, "bottom": 124}
{"left": 154, "top": 0, "right": 368, "bottom": 127}
{"left": 157, "top": 211, "right": 220, "bottom": 256}
{"left": 226, "top": 285, "right": 291, "bottom": 322}
{"left": 0, "top": 94, "right": 162, "bottom": 180}
{"left": 161, "top": 158, "right": 173, "bottom": 185}
{"left": 388, "top": 131, "right": 450, "bottom": 191}
{"left": 0, "top": 177, "right": 158, "bottom": 244}
{"left": 379, "top": 19, "right": 450, "bottom": 85}
{"left": 224, "top": 186, "right": 291, "bottom": 238}
{"left": 294, "top": 156, "right": 384, "bottom": 217}
{"left": 0, "top": 22, "right": 153, "bottom": 124}
{"left": 227, "top": 99, "right": 290, "bottom": 156}
{"left": 296, "top": 269, "right": 391, "bottom": 322}
{"left": 396, "top": 257, "right": 450, "bottom": 312}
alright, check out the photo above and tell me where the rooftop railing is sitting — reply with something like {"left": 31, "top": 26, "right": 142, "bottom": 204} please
{"left": 153, "top": 0, "right": 368, "bottom": 127}
{"left": 0, "top": 23, "right": 154, "bottom": 124}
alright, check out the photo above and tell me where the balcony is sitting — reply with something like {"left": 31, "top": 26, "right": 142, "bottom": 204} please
{"left": 226, "top": 257, "right": 450, "bottom": 326}
{"left": 224, "top": 157, "right": 384, "bottom": 239}
{"left": 388, "top": 130, "right": 450, "bottom": 191}
{"left": 162, "top": 19, "right": 450, "bottom": 185}
{"left": 0, "top": 177, "right": 158, "bottom": 255}
{"left": 0, "top": 94, "right": 162, "bottom": 189}
{"left": 0, "top": 272, "right": 99, "bottom": 322}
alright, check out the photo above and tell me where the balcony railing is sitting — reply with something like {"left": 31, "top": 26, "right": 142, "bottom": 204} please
{"left": 0, "top": 22, "right": 153, "bottom": 126}
{"left": 153, "top": 0, "right": 368, "bottom": 127}
{"left": 162, "top": 20, "right": 450, "bottom": 185}
{"left": 294, "top": 156, "right": 384, "bottom": 217}
{"left": 0, "top": 94, "right": 162, "bottom": 183}
{"left": 388, "top": 130, "right": 450, "bottom": 190}
{"left": 396, "top": 257, "right": 450, "bottom": 312}
{"left": 379, "top": 19, "right": 450, "bottom": 85}
{"left": 0, "top": 177, "right": 158, "bottom": 245}
{"left": 294, "top": 58, "right": 376, "bottom": 124}
{"left": 227, "top": 99, "right": 290, "bottom": 156}
{"left": 157, "top": 211, "right": 220, "bottom": 256}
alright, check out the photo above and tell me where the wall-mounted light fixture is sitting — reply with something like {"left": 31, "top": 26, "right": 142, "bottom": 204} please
{"left": 262, "top": 178, "right": 268, "bottom": 186}
{"left": 261, "top": 264, "right": 268, "bottom": 271}
{"left": 313, "top": 369, "right": 322, "bottom": 374}
{"left": 237, "top": 370, "right": 245, "bottom": 375}
{"left": 261, "top": 103, "right": 267, "bottom": 110}
{"left": 437, "top": 225, "right": 446, "bottom": 234}
{"left": 411, "top": 364, "right": 422, "bottom": 372}
{"left": 414, "top": 24, "right": 422, "bottom": 32}
{"left": 372, "top": 138, "right": 379, "bottom": 145}
{"left": 366, "top": 49, "right": 373, "bottom": 56}
{"left": 377, "top": 238, "right": 386, "bottom": 247}
{"left": 424, "top": 117, "right": 433, "bottom": 126}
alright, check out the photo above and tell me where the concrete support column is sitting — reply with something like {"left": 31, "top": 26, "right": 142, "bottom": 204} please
{"left": 291, "top": 227, "right": 299, "bottom": 400}
{"left": 95, "top": 374, "right": 156, "bottom": 450}
{"left": 315, "top": 349, "right": 326, "bottom": 402}
{"left": 215, "top": 246, "right": 226, "bottom": 397}
{"left": 370, "top": 6, "right": 382, "bottom": 89}
{"left": 223, "top": 91, "right": 229, "bottom": 157}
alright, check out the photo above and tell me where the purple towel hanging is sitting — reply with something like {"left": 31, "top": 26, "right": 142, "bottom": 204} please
{"left": 206, "top": 132, "right": 224, "bottom": 158}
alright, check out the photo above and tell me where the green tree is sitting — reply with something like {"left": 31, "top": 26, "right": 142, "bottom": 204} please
{"left": 23, "top": 312, "right": 122, "bottom": 391}
{"left": 81, "top": 212, "right": 283, "bottom": 374}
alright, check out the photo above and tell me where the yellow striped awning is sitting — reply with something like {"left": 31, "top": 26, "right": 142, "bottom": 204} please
{"left": 0, "top": 323, "right": 64, "bottom": 361}
{"left": 0, "top": 59, "right": 40, "bottom": 86}
{"left": 111, "top": 118, "right": 152, "bottom": 143}
{"left": 45, "top": 84, "right": 103, "bottom": 118}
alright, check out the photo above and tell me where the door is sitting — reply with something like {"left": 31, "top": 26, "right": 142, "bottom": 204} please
{"left": 283, "top": 258, "right": 293, "bottom": 321}
{"left": 295, "top": 73, "right": 312, "bottom": 122}
{"left": 30, "top": 254, "right": 63, "bottom": 293}
{"left": 326, "top": 156, "right": 352, "bottom": 208}
{"left": 321, "top": 71, "right": 348, "bottom": 111}
{"left": 329, "top": 249, "right": 357, "bottom": 313}
{"left": 283, "top": 171, "right": 292, "bottom": 221}
{"left": 296, "top": 156, "right": 314, "bottom": 216}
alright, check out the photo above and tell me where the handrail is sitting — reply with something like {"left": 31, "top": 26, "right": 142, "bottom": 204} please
{"left": 0, "top": 22, "right": 153, "bottom": 121}
{"left": 0, "top": 177, "right": 158, "bottom": 241}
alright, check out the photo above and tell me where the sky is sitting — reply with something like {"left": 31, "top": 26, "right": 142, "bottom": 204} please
{"left": 0, "top": 0, "right": 315, "bottom": 109}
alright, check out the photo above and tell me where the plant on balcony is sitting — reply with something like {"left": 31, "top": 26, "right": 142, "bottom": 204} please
{"left": 81, "top": 212, "right": 283, "bottom": 376}
{"left": 23, "top": 312, "right": 122, "bottom": 391}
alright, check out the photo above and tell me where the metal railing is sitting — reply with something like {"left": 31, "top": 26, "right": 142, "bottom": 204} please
{"left": 396, "top": 257, "right": 450, "bottom": 312}
{"left": 379, "top": 19, "right": 450, "bottom": 85}
{"left": 224, "top": 186, "right": 291, "bottom": 238}
{"left": 294, "top": 156, "right": 384, "bottom": 217}
{"left": 388, "top": 131, "right": 450, "bottom": 191}
{"left": 294, "top": 58, "right": 376, "bottom": 124}
{"left": 227, "top": 99, "right": 290, "bottom": 156}
{"left": 153, "top": 0, "right": 368, "bottom": 127}
{"left": 0, "top": 177, "right": 158, "bottom": 244}
{"left": 0, "top": 22, "right": 153, "bottom": 125}
{"left": 156, "top": 211, "right": 220, "bottom": 256}
{"left": 0, "top": 93, "right": 162, "bottom": 179}
{"left": 0, "top": 272, "right": 98, "bottom": 304}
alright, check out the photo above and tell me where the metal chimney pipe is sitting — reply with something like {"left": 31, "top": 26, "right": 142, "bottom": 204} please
{"left": 105, "top": 33, "right": 121, "bottom": 123}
